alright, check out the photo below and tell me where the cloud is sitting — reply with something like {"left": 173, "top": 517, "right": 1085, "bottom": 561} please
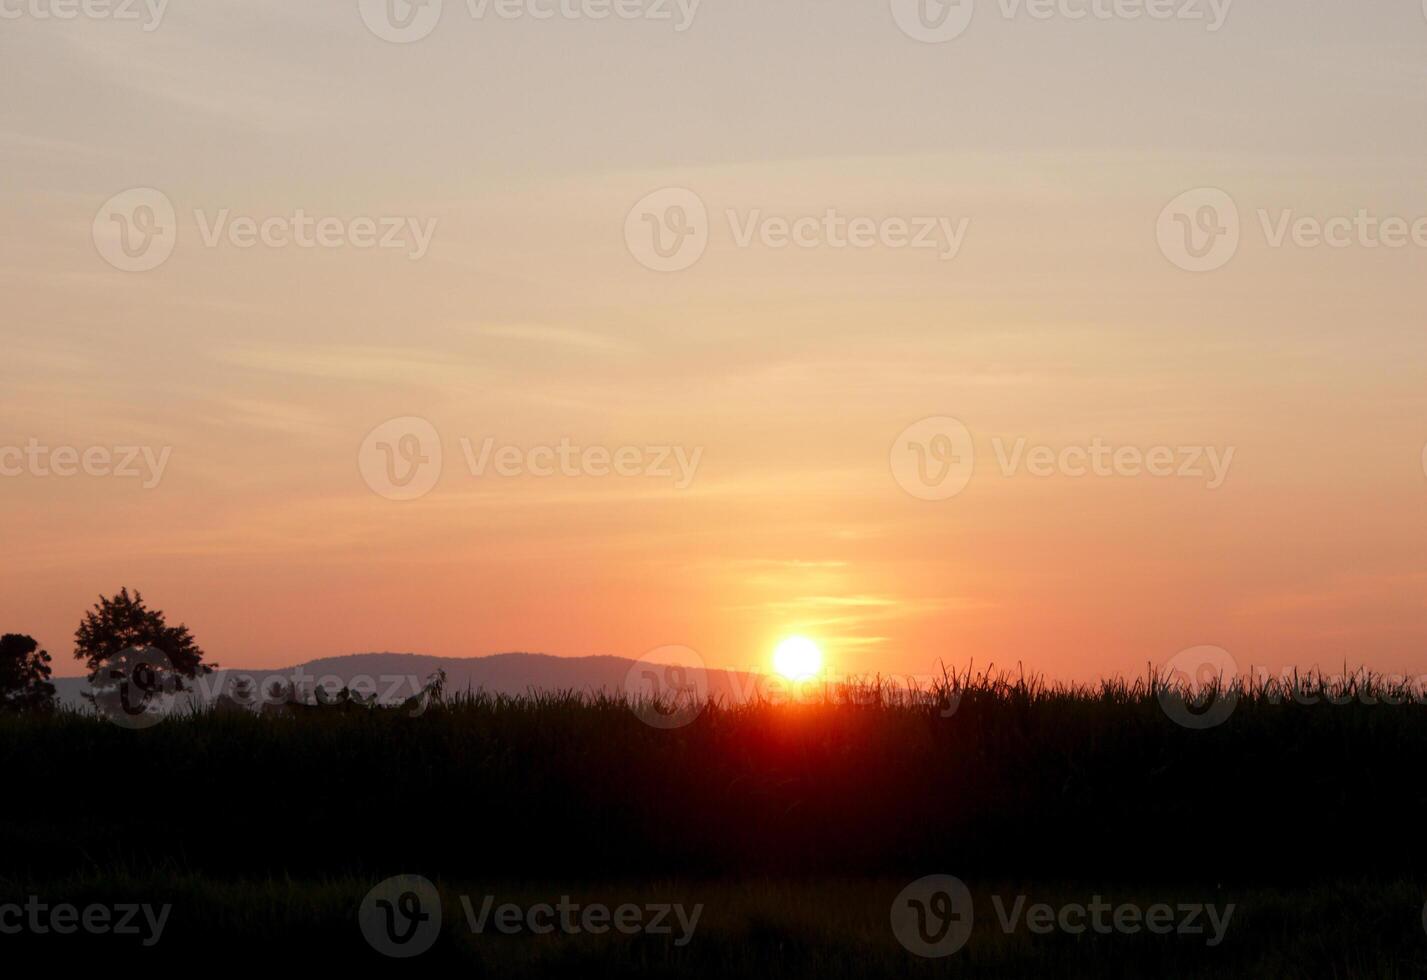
{"left": 466, "top": 323, "right": 639, "bottom": 355}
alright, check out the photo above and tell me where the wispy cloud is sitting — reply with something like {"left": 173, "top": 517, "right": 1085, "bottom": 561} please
{"left": 466, "top": 323, "right": 640, "bottom": 355}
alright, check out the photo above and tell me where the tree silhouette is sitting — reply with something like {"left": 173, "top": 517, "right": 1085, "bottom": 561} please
{"left": 0, "top": 634, "right": 56, "bottom": 711}
{"left": 73, "top": 588, "right": 214, "bottom": 693}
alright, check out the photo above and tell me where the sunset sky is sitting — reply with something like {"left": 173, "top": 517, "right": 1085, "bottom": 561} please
{"left": 5, "top": 2, "right": 1427, "bottom": 680}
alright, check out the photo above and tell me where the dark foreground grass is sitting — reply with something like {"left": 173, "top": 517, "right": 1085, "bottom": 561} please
{"left": 6, "top": 669, "right": 1427, "bottom": 881}
{"left": 4, "top": 669, "right": 1427, "bottom": 971}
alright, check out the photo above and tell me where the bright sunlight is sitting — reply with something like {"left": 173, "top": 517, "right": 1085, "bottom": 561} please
{"left": 772, "top": 636, "right": 824, "bottom": 681}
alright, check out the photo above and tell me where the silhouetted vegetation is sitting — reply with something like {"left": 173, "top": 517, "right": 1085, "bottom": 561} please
{"left": 6, "top": 668, "right": 1427, "bottom": 972}
{"left": 72, "top": 588, "right": 213, "bottom": 696}
{"left": 4, "top": 667, "right": 1426, "bottom": 883}
{"left": 0, "top": 633, "right": 54, "bottom": 712}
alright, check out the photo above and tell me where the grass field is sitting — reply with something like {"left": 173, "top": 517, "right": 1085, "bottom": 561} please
{"left": 4, "top": 669, "right": 1427, "bottom": 972}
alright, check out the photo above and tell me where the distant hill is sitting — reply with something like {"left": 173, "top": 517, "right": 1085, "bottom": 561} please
{"left": 51, "top": 652, "right": 771, "bottom": 710}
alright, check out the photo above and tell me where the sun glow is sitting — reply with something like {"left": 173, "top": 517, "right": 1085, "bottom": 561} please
{"left": 772, "top": 636, "right": 824, "bottom": 681}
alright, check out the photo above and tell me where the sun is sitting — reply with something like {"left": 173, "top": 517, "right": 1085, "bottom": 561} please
{"left": 772, "top": 636, "right": 824, "bottom": 682}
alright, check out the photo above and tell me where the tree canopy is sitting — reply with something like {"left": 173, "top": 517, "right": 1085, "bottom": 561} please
{"left": 73, "top": 587, "right": 213, "bottom": 691}
{"left": 0, "top": 633, "right": 55, "bottom": 711}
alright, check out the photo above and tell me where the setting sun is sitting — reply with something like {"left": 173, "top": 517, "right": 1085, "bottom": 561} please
{"left": 772, "top": 636, "right": 824, "bottom": 681}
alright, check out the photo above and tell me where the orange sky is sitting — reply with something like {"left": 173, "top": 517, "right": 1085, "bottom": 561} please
{"left": 4, "top": 3, "right": 1427, "bottom": 680}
